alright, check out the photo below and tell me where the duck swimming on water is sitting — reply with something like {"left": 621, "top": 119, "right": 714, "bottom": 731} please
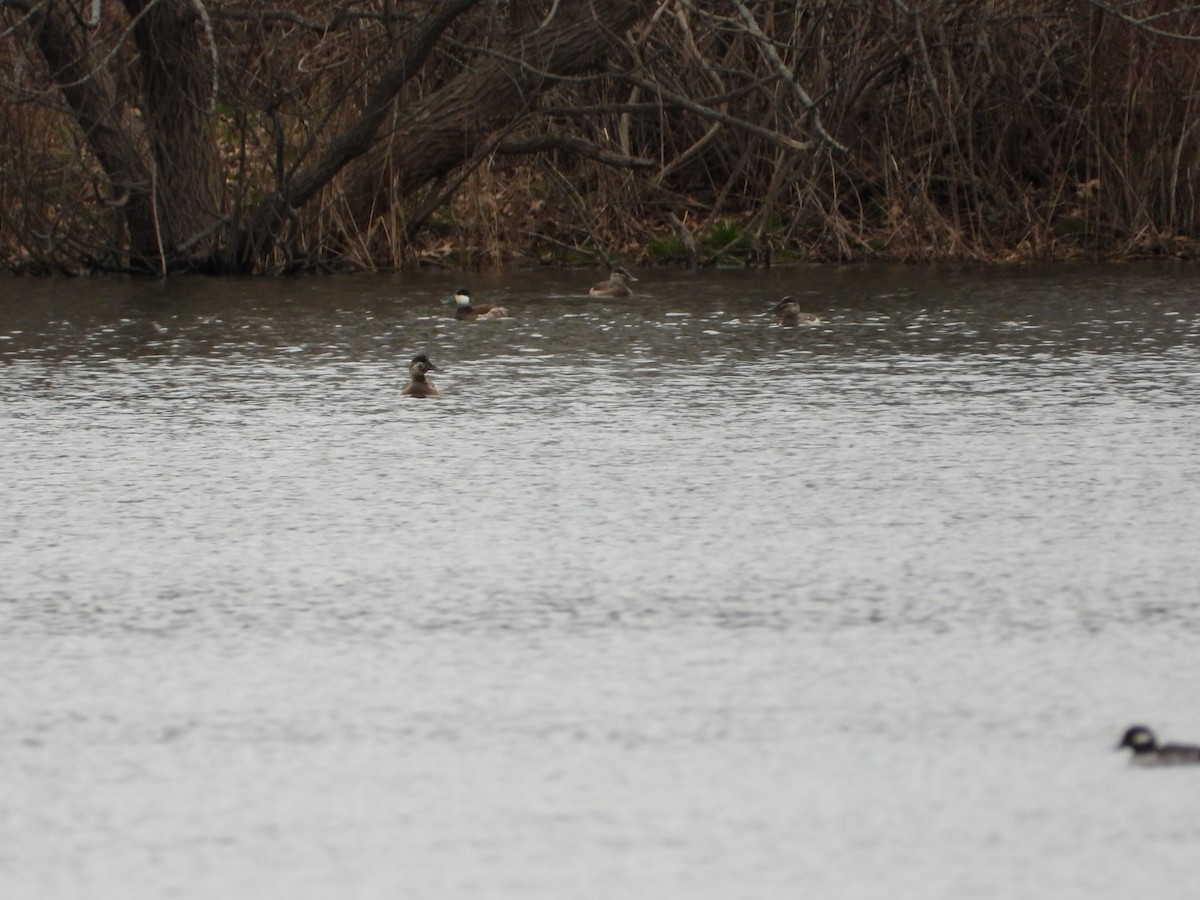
{"left": 448, "top": 288, "right": 509, "bottom": 320}
{"left": 402, "top": 354, "right": 441, "bottom": 398}
{"left": 1116, "top": 725, "right": 1200, "bottom": 766}
{"left": 588, "top": 267, "right": 638, "bottom": 298}
{"left": 771, "top": 296, "right": 821, "bottom": 326}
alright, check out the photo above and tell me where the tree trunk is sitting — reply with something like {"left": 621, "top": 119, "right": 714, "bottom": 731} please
{"left": 31, "top": 0, "right": 223, "bottom": 272}
{"left": 122, "top": 0, "right": 223, "bottom": 271}
{"left": 28, "top": 1, "right": 157, "bottom": 268}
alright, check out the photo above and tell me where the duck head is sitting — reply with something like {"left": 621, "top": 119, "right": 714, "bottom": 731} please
{"left": 410, "top": 353, "right": 441, "bottom": 376}
{"left": 1117, "top": 725, "right": 1156, "bottom": 753}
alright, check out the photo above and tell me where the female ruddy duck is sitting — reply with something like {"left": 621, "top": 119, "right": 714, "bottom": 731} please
{"left": 1117, "top": 725, "right": 1200, "bottom": 765}
{"left": 588, "top": 267, "right": 638, "bottom": 298}
{"left": 771, "top": 296, "right": 821, "bottom": 326}
{"left": 449, "top": 288, "right": 509, "bottom": 320}
{"left": 402, "top": 354, "right": 441, "bottom": 398}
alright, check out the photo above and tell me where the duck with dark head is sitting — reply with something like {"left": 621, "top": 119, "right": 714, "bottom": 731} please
{"left": 1116, "top": 725, "right": 1200, "bottom": 766}
{"left": 588, "top": 266, "right": 638, "bottom": 298}
{"left": 402, "top": 354, "right": 441, "bottom": 398}
{"left": 771, "top": 296, "right": 821, "bottom": 326}
{"left": 447, "top": 288, "right": 509, "bottom": 320}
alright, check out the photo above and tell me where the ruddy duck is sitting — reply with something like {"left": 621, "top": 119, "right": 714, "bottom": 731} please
{"left": 588, "top": 267, "right": 638, "bottom": 298}
{"left": 402, "top": 354, "right": 441, "bottom": 398}
{"left": 448, "top": 288, "right": 509, "bottom": 320}
{"left": 772, "top": 296, "right": 821, "bottom": 326}
{"left": 1117, "top": 725, "right": 1200, "bottom": 765}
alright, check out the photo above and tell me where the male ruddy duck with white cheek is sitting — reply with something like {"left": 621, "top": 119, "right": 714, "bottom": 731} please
{"left": 448, "top": 288, "right": 509, "bottom": 320}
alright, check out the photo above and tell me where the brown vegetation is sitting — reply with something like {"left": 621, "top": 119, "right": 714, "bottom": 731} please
{"left": 0, "top": 0, "right": 1198, "bottom": 275}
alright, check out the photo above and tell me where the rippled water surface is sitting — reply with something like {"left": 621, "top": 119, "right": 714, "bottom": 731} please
{"left": 3, "top": 265, "right": 1200, "bottom": 898}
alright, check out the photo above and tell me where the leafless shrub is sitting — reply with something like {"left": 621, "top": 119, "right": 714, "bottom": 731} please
{"left": 0, "top": 0, "right": 1197, "bottom": 273}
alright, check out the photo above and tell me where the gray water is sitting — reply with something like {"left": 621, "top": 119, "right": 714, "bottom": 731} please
{"left": 3, "top": 265, "right": 1200, "bottom": 899}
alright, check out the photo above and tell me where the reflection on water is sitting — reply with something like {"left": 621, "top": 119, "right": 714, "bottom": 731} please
{"left": 3, "top": 265, "right": 1200, "bottom": 899}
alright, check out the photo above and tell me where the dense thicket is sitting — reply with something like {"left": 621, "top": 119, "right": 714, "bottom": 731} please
{"left": 1, "top": 0, "right": 1198, "bottom": 274}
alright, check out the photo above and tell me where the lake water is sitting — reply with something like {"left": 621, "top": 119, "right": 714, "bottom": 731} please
{"left": 2, "top": 264, "right": 1200, "bottom": 899}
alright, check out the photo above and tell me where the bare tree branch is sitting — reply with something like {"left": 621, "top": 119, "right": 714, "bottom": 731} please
{"left": 496, "top": 134, "right": 657, "bottom": 168}
{"left": 232, "top": 0, "right": 484, "bottom": 269}
{"left": 621, "top": 70, "right": 812, "bottom": 153}
{"left": 728, "top": 0, "right": 847, "bottom": 153}
{"left": 1080, "top": 1, "right": 1200, "bottom": 41}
